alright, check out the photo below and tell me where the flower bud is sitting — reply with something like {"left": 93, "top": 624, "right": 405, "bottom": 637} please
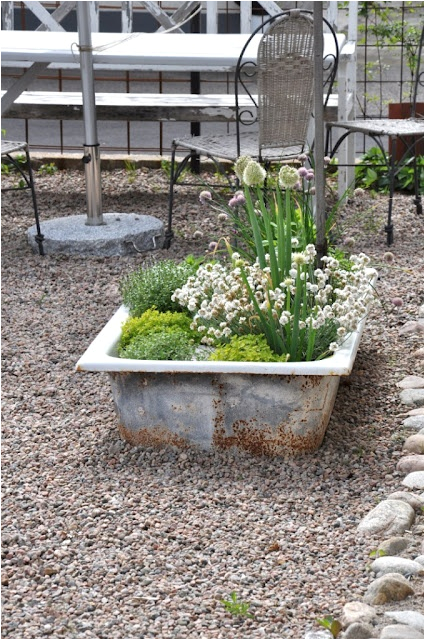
{"left": 243, "top": 161, "right": 267, "bottom": 186}
{"left": 199, "top": 190, "right": 212, "bottom": 204}
{"left": 278, "top": 165, "right": 299, "bottom": 189}
{"left": 234, "top": 155, "right": 253, "bottom": 182}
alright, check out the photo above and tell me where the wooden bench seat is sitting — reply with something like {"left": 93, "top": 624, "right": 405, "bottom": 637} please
{"left": 2, "top": 90, "right": 343, "bottom": 123}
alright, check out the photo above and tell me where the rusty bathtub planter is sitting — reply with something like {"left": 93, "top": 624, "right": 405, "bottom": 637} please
{"left": 76, "top": 306, "right": 368, "bottom": 456}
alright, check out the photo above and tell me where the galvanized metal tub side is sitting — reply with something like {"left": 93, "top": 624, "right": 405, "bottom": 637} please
{"left": 108, "top": 370, "right": 340, "bottom": 455}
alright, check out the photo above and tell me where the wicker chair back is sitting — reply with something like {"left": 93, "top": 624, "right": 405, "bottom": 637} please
{"left": 257, "top": 12, "right": 315, "bottom": 152}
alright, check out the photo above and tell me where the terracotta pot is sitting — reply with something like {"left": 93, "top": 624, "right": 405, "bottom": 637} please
{"left": 388, "top": 102, "right": 424, "bottom": 160}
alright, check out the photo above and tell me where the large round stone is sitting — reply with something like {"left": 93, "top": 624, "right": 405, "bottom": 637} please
{"left": 357, "top": 500, "right": 415, "bottom": 536}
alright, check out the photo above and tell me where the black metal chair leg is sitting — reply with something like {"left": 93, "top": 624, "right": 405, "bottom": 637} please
{"left": 385, "top": 137, "right": 396, "bottom": 246}
{"left": 165, "top": 143, "right": 178, "bottom": 249}
{"left": 412, "top": 152, "right": 423, "bottom": 217}
{"left": 25, "top": 149, "right": 45, "bottom": 255}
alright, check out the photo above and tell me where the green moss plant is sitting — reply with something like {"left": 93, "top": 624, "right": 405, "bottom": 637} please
{"left": 119, "top": 329, "right": 198, "bottom": 361}
{"left": 118, "top": 308, "right": 202, "bottom": 361}
{"left": 209, "top": 334, "right": 289, "bottom": 363}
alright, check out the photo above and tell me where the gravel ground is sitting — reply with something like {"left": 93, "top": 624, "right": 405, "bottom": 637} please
{"left": 1, "top": 167, "right": 424, "bottom": 639}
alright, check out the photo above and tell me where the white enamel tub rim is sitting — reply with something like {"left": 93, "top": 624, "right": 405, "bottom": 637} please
{"left": 76, "top": 304, "right": 370, "bottom": 376}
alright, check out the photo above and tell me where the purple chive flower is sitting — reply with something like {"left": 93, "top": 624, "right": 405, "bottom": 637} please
{"left": 306, "top": 171, "right": 315, "bottom": 181}
{"left": 391, "top": 297, "right": 403, "bottom": 307}
{"left": 208, "top": 241, "right": 218, "bottom": 252}
{"left": 236, "top": 194, "right": 246, "bottom": 205}
{"left": 199, "top": 190, "right": 212, "bottom": 205}
{"left": 298, "top": 167, "right": 308, "bottom": 178}
{"left": 228, "top": 197, "right": 239, "bottom": 208}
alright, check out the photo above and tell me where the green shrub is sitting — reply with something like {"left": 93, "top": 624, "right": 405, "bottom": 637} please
{"left": 355, "top": 147, "right": 424, "bottom": 193}
{"left": 209, "top": 334, "right": 289, "bottom": 362}
{"left": 119, "top": 329, "right": 198, "bottom": 361}
{"left": 118, "top": 308, "right": 202, "bottom": 360}
{"left": 119, "top": 308, "right": 198, "bottom": 351}
{"left": 120, "top": 259, "right": 198, "bottom": 316}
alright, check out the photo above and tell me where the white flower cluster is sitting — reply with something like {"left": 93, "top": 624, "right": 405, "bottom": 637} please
{"left": 327, "top": 252, "right": 377, "bottom": 347}
{"left": 173, "top": 249, "right": 376, "bottom": 355}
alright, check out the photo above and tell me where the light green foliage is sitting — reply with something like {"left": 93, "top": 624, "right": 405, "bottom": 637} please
{"left": 220, "top": 592, "right": 254, "bottom": 619}
{"left": 120, "top": 259, "right": 198, "bottom": 317}
{"left": 209, "top": 334, "right": 289, "bottom": 362}
{"left": 38, "top": 163, "right": 58, "bottom": 176}
{"left": 118, "top": 309, "right": 201, "bottom": 361}
{"left": 160, "top": 158, "right": 189, "bottom": 181}
{"left": 369, "top": 548, "right": 387, "bottom": 558}
{"left": 1, "top": 154, "right": 26, "bottom": 187}
{"left": 355, "top": 147, "right": 424, "bottom": 194}
{"left": 119, "top": 328, "right": 197, "bottom": 361}
{"left": 119, "top": 308, "right": 198, "bottom": 350}
{"left": 124, "top": 160, "right": 137, "bottom": 184}
{"left": 316, "top": 615, "right": 342, "bottom": 638}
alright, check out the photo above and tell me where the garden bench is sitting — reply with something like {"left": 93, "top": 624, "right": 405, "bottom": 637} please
{"left": 1, "top": 90, "right": 342, "bottom": 123}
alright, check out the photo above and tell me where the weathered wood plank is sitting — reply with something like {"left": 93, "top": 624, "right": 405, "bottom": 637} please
{"left": 1, "top": 1, "right": 14, "bottom": 30}
{"left": 143, "top": 1, "right": 199, "bottom": 33}
{"left": 1, "top": 89, "right": 341, "bottom": 122}
{"left": 21, "top": 0, "right": 67, "bottom": 31}
{"left": 1, "top": 90, "right": 242, "bottom": 122}
{"left": 36, "top": 2, "right": 77, "bottom": 32}
{"left": 122, "top": 1, "right": 133, "bottom": 32}
{"left": 1, "top": 64, "right": 49, "bottom": 115}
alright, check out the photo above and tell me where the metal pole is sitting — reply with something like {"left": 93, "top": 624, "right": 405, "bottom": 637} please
{"left": 77, "top": 2, "right": 103, "bottom": 225}
{"left": 313, "top": 2, "right": 326, "bottom": 261}
{"left": 190, "top": 4, "right": 201, "bottom": 173}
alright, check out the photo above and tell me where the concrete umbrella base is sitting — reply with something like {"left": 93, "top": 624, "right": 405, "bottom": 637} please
{"left": 27, "top": 212, "right": 164, "bottom": 256}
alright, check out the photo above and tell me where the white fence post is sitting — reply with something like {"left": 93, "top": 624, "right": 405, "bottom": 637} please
{"left": 1, "top": 1, "right": 14, "bottom": 30}
{"left": 206, "top": 1, "right": 218, "bottom": 34}
{"left": 122, "top": 1, "right": 133, "bottom": 32}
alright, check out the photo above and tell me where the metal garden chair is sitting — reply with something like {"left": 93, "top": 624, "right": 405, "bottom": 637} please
{"left": 1, "top": 140, "right": 44, "bottom": 255}
{"left": 166, "top": 9, "right": 339, "bottom": 247}
{"left": 326, "top": 27, "right": 424, "bottom": 246}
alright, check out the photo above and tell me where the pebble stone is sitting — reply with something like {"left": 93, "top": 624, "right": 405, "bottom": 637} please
{"left": 342, "top": 622, "right": 375, "bottom": 638}
{"left": 370, "top": 556, "right": 424, "bottom": 578}
{"left": 402, "top": 415, "right": 425, "bottom": 430}
{"left": 357, "top": 500, "right": 415, "bottom": 536}
{"left": 375, "top": 537, "right": 410, "bottom": 556}
{"left": 396, "top": 454, "right": 424, "bottom": 473}
{"left": 304, "top": 630, "right": 333, "bottom": 640}
{"left": 341, "top": 601, "right": 377, "bottom": 627}
{"left": 396, "top": 375, "right": 424, "bottom": 389}
{"left": 402, "top": 433, "right": 424, "bottom": 454}
{"left": 363, "top": 573, "right": 415, "bottom": 605}
{"left": 379, "top": 624, "right": 424, "bottom": 639}
{"left": 405, "top": 407, "right": 424, "bottom": 416}
{"left": 383, "top": 610, "right": 424, "bottom": 630}
{"left": 399, "top": 388, "right": 425, "bottom": 407}
{"left": 386, "top": 491, "right": 424, "bottom": 511}
{"left": 402, "top": 471, "right": 424, "bottom": 489}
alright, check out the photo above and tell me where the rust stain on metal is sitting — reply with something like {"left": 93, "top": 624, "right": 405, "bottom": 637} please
{"left": 118, "top": 423, "right": 191, "bottom": 449}
{"left": 213, "top": 418, "right": 328, "bottom": 457}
